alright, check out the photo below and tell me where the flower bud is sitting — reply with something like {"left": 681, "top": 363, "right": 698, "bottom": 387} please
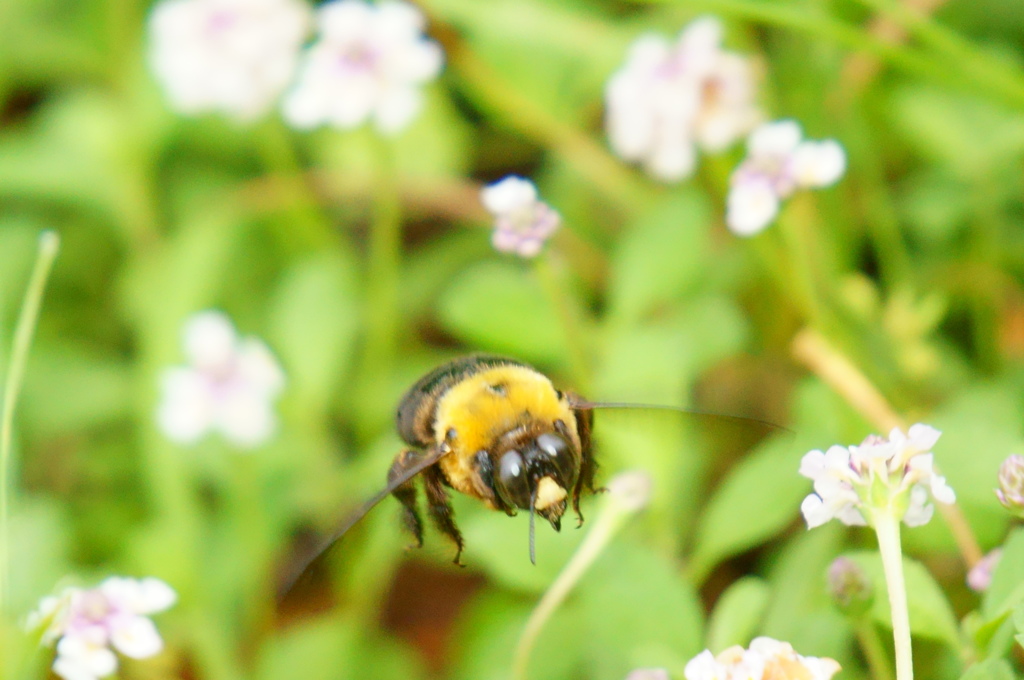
{"left": 996, "top": 455, "right": 1024, "bottom": 517}
{"left": 827, "top": 557, "right": 873, "bottom": 618}
{"left": 967, "top": 548, "right": 1002, "bottom": 593}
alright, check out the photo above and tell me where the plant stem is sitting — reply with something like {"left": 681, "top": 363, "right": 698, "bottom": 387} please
{"left": 532, "top": 256, "right": 591, "bottom": 393}
{"left": 856, "top": 619, "right": 895, "bottom": 680}
{"left": 256, "top": 120, "right": 335, "bottom": 253}
{"left": 874, "top": 513, "right": 913, "bottom": 680}
{"left": 353, "top": 137, "right": 402, "bottom": 441}
{"left": 0, "top": 231, "right": 59, "bottom": 616}
{"left": 512, "top": 472, "right": 650, "bottom": 680}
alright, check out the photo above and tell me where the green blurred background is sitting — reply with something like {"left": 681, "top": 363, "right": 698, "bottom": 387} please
{"left": 3, "top": 0, "right": 1024, "bottom": 678}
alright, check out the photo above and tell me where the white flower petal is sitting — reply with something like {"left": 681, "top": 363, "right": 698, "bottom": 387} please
{"left": 481, "top": 177, "right": 538, "bottom": 215}
{"left": 726, "top": 176, "right": 779, "bottom": 236}
{"left": 903, "top": 485, "right": 935, "bottom": 527}
{"left": 801, "top": 494, "right": 833, "bottom": 528}
{"left": 931, "top": 475, "right": 956, "bottom": 504}
{"left": 183, "top": 311, "right": 237, "bottom": 371}
{"left": 374, "top": 86, "right": 423, "bottom": 134}
{"left": 236, "top": 340, "right": 286, "bottom": 397}
{"left": 792, "top": 139, "right": 846, "bottom": 188}
{"left": 217, "top": 390, "right": 277, "bottom": 448}
{"left": 906, "top": 423, "right": 941, "bottom": 452}
{"left": 56, "top": 633, "right": 118, "bottom": 677}
{"left": 646, "top": 134, "right": 697, "bottom": 182}
{"left": 110, "top": 615, "right": 164, "bottom": 659}
{"left": 683, "top": 650, "right": 724, "bottom": 680}
{"left": 156, "top": 368, "right": 216, "bottom": 444}
{"left": 747, "top": 119, "right": 802, "bottom": 157}
{"left": 798, "top": 449, "right": 826, "bottom": 479}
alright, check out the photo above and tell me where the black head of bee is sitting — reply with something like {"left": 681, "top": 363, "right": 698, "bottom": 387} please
{"left": 492, "top": 430, "right": 579, "bottom": 530}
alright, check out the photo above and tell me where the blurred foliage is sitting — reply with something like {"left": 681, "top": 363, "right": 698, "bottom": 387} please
{"left": 1, "top": 0, "right": 1024, "bottom": 679}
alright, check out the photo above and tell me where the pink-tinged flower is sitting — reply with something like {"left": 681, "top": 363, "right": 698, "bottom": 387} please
{"left": 149, "top": 0, "right": 311, "bottom": 120}
{"left": 684, "top": 637, "right": 840, "bottom": 680}
{"left": 827, "top": 556, "right": 873, "bottom": 617}
{"left": 967, "top": 548, "right": 1002, "bottom": 592}
{"left": 799, "top": 424, "right": 954, "bottom": 529}
{"left": 605, "top": 16, "right": 761, "bottom": 182}
{"left": 157, "top": 311, "right": 285, "bottom": 448}
{"left": 996, "top": 454, "right": 1024, "bottom": 516}
{"left": 283, "top": 0, "right": 443, "bottom": 133}
{"left": 27, "top": 578, "right": 177, "bottom": 680}
{"left": 726, "top": 120, "right": 845, "bottom": 236}
{"left": 481, "top": 176, "right": 561, "bottom": 258}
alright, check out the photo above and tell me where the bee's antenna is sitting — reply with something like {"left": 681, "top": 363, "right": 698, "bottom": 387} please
{"left": 529, "top": 487, "right": 537, "bottom": 565}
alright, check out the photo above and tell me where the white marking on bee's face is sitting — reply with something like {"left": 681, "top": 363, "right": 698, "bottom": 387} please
{"left": 534, "top": 476, "right": 567, "bottom": 510}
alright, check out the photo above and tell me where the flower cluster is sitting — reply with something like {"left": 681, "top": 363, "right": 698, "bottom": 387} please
{"left": 156, "top": 310, "right": 285, "bottom": 448}
{"left": 605, "top": 16, "right": 761, "bottom": 182}
{"left": 684, "top": 637, "right": 841, "bottom": 680}
{"left": 481, "top": 176, "right": 561, "bottom": 258}
{"left": 28, "top": 577, "right": 176, "bottom": 680}
{"left": 149, "top": 0, "right": 442, "bottom": 133}
{"left": 148, "top": 0, "right": 311, "bottom": 120}
{"left": 799, "top": 424, "right": 955, "bottom": 529}
{"left": 284, "top": 0, "right": 443, "bottom": 133}
{"left": 726, "top": 120, "right": 846, "bottom": 236}
{"left": 996, "top": 454, "right": 1024, "bottom": 516}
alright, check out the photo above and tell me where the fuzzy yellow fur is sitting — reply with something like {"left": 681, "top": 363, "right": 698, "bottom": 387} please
{"left": 433, "top": 365, "right": 577, "bottom": 501}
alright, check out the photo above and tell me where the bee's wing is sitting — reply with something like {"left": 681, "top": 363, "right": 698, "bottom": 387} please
{"left": 570, "top": 399, "right": 788, "bottom": 435}
{"left": 278, "top": 446, "right": 451, "bottom": 600}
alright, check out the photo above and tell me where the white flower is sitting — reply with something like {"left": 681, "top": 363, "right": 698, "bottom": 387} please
{"left": 30, "top": 577, "right": 176, "bottom": 680}
{"left": 481, "top": 176, "right": 561, "bottom": 258}
{"left": 149, "top": 0, "right": 311, "bottom": 120}
{"left": 799, "top": 424, "right": 955, "bottom": 529}
{"left": 605, "top": 16, "right": 761, "bottom": 182}
{"left": 157, "top": 311, "right": 285, "bottom": 448}
{"left": 283, "top": 0, "right": 443, "bottom": 133}
{"left": 726, "top": 120, "right": 845, "bottom": 236}
{"left": 684, "top": 637, "right": 840, "bottom": 680}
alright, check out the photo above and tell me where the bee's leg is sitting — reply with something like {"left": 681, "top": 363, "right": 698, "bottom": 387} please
{"left": 569, "top": 402, "right": 597, "bottom": 527}
{"left": 422, "top": 464, "right": 465, "bottom": 566}
{"left": 388, "top": 449, "right": 425, "bottom": 548}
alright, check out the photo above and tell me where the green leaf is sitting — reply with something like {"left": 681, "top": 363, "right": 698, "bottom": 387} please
{"left": 688, "top": 435, "right": 807, "bottom": 583}
{"left": 761, "top": 524, "right": 854, "bottom": 662}
{"left": 957, "top": 658, "right": 1015, "bottom": 680}
{"left": 983, "top": 527, "right": 1024, "bottom": 619}
{"left": 256, "top": 616, "right": 357, "bottom": 680}
{"left": 449, "top": 590, "right": 586, "bottom": 680}
{"left": 889, "top": 85, "right": 1024, "bottom": 178}
{"left": 606, "top": 191, "right": 712, "bottom": 328}
{"left": 707, "top": 577, "right": 771, "bottom": 652}
{"left": 846, "top": 551, "right": 961, "bottom": 649}
{"left": 437, "top": 260, "right": 570, "bottom": 365}
{"left": 689, "top": 377, "right": 871, "bottom": 582}
{"left": 268, "top": 252, "right": 361, "bottom": 419}
{"left": 578, "top": 542, "right": 704, "bottom": 679}
{"left": 459, "top": 494, "right": 586, "bottom": 594}
{"left": 22, "top": 344, "right": 131, "bottom": 433}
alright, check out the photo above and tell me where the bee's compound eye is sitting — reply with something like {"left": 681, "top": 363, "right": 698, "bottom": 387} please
{"left": 497, "top": 450, "right": 531, "bottom": 509}
{"left": 536, "top": 433, "right": 568, "bottom": 458}
{"left": 534, "top": 432, "right": 577, "bottom": 488}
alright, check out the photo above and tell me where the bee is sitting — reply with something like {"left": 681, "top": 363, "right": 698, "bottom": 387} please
{"left": 281, "top": 354, "right": 774, "bottom": 594}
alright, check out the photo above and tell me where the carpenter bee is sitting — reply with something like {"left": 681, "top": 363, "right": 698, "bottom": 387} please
{"left": 282, "top": 354, "right": 773, "bottom": 594}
